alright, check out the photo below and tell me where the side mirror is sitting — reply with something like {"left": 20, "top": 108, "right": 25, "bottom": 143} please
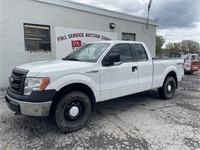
{"left": 103, "top": 53, "right": 120, "bottom": 66}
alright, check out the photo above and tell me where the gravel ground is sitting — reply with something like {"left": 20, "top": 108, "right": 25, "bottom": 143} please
{"left": 0, "top": 89, "right": 6, "bottom": 100}
{"left": 0, "top": 71, "right": 199, "bottom": 150}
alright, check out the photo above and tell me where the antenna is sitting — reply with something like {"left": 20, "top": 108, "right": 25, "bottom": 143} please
{"left": 146, "top": 0, "right": 152, "bottom": 29}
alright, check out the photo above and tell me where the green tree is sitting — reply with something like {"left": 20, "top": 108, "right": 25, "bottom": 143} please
{"left": 156, "top": 35, "right": 165, "bottom": 56}
{"left": 166, "top": 40, "right": 200, "bottom": 54}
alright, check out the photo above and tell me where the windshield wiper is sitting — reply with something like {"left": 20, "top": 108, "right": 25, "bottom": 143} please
{"left": 62, "top": 58, "right": 80, "bottom": 61}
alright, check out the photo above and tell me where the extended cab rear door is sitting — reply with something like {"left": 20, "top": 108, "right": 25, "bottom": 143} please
{"left": 100, "top": 43, "right": 139, "bottom": 101}
{"left": 131, "top": 44, "right": 153, "bottom": 92}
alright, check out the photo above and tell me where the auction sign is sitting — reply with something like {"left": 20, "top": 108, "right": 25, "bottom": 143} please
{"left": 55, "top": 27, "right": 117, "bottom": 59}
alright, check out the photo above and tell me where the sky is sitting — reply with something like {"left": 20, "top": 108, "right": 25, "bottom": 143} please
{"left": 70, "top": 0, "right": 200, "bottom": 46}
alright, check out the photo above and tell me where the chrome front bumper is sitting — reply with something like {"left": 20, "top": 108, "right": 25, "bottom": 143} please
{"left": 5, "top": 94, "right": 52, "bottom": 117}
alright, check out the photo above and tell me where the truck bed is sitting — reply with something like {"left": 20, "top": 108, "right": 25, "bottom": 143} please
{"left": 152, "top": 58, "right": 184, "bottom": 89}
{"left": 152, "top": 58, "right": 183, "bottom": 61}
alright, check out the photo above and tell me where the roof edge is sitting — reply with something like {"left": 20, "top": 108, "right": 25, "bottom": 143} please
{"left": 34, "top": 0, "right": 158, "bottom": 26}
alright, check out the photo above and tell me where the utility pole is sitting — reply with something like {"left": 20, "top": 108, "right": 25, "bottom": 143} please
{"left": 146, "top": 0, "right": 152, "bottom": 29}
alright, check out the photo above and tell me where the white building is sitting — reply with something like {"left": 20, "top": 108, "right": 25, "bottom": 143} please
{"left": 0, "top": 0, "right": 158, "bottom": 89}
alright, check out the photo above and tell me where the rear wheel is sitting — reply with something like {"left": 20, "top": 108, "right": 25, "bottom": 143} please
{"left": 188, "top": 71, "right": 194, "bottom": 74}
{"left": 158, "top": 77, "right": 176, "bottom": 99}
{"left": 54, "top": 91, "right": 91, "bottom": 133}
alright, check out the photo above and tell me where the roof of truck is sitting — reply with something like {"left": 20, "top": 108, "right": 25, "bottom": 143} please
{"left": 88, "top": 40, "right": 145, "bottom": 44}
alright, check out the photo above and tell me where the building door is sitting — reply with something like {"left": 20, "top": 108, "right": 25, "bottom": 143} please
{"left": 122, "top": 33, "right": 136, "bottom": 41}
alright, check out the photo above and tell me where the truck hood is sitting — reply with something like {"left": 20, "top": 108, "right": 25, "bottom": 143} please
{"left": 16, "top": 60, "right": 94, "bottom": 76}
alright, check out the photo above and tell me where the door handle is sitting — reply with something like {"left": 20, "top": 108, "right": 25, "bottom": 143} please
{"left": 132, "top": 66, "right": 138, "bottom": 72}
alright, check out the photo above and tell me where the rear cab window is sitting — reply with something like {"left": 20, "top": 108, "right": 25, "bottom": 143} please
{"left": 133, "top": 44, "right": 148, "bottom": 61}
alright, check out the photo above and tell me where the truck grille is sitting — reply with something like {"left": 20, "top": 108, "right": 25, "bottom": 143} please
{"left": 9, "top": 68, "right": 28, "bottom": 95}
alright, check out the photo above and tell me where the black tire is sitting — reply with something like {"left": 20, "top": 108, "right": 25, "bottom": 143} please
{"left": 184, "top": 71, "right": 193, "bottom": 75}
{"left": 158, "top": 77, "right": 176, "bottom": 99}
{"left": 54, "top": 91, "right": 91, "bottom": 133}
{"left": 188, "top": 71, "right": 194, "bottom": 74}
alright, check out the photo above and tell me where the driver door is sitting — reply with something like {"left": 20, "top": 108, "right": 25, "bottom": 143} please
{"left": 100, "top": 44, "right": 139, "bottom": 101}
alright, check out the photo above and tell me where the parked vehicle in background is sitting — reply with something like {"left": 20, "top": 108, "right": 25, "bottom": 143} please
{"left": 183, "top": 53, "right": 199, "bottom": 74}
{"left": 194, "top": 52, "right": 200, "bottom": 69}
{"left": 170, "top": 52, "right": 185, "bottom": 58}
{"left": 5, "top": 41, "right": 184, "bottom": 133}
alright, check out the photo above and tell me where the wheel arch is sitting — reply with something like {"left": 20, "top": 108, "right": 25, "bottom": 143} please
{"left": 50, "top": 83, "right": 96, "bottom": 114}
{"left": 164, "top": 71, "right": 178, "bottom": 88}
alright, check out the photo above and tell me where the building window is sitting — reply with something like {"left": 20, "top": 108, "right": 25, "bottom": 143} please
{"left": 24, "top": 23, "right": 51, "bottom": 51}
{"left": 122, "top": 33, "right": 136, "bottom": 41}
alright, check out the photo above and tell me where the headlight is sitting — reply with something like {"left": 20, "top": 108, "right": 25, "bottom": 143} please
{"left": 24, "top": 77, "right": 50, "bottom": 95}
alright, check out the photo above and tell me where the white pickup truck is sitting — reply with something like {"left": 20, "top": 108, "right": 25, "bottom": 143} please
{"left": 5, "top": 41, "right": 184, "bottom": 132}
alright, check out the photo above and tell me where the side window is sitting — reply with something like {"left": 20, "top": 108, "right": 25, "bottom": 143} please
{"left": 109, "top": 44, "right": 133, "bottom": 62}
{"left": 134, "top": 44, "right": 148, "bottom": 61}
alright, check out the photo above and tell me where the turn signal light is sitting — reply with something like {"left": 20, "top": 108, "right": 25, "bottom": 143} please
{"left": 40, "top": 78, "right": 50, "bottom": 90}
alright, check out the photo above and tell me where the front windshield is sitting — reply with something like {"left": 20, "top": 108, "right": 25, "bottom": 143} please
{"left": 63, "top": 43, "right": 110, "bottom": 62}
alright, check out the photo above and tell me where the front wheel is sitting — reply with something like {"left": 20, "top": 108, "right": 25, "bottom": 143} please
{"left": 54, "top": 91, "right": 91, "bottom": 133}
{"left": 158, "top": 77, "right": 176, "bottom": 99}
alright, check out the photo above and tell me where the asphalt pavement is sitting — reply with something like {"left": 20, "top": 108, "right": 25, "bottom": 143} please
{"left": 0, "top": 71, "right": 200, "bottom": 150}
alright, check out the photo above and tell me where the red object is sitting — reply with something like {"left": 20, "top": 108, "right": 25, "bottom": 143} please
{"left": 191, "top": 61, "right": 199, "bottom": 71}
{"left": 71, "top": 40, "right": 82, "bottom": 49}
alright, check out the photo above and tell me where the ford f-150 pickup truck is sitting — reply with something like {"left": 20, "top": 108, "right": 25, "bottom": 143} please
{"left": 5, "top": 41, "right": 184, "bottom": 132}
